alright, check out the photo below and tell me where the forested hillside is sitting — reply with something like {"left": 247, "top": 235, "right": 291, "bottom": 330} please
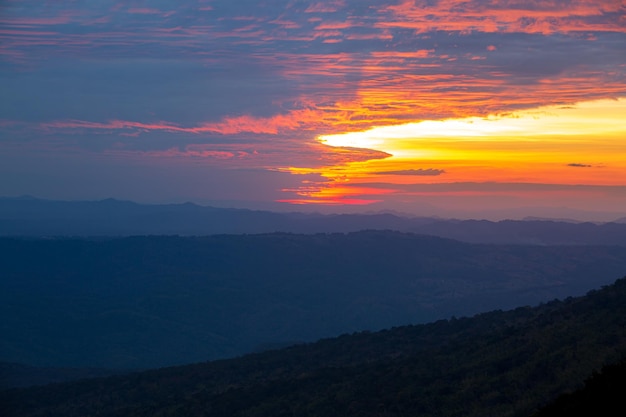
{"left": 2, "top": 277, "right": 626, "bottom": 417}
{"left": 2, "top": 232, "right": 626, "bottom": 369}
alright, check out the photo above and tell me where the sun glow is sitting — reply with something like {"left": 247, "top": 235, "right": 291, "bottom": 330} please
{"left": 317, "top": 99, "right": 626, "bottom": 157}
{"left": 282, "top": 99, "right": 626, "bottom": 206}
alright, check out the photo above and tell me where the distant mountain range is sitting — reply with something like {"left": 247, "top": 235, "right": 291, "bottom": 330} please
{"left": 1, "top": 197, "right": 626, "bottom": 245}
{"left": 2, "top": 232, "right": 626, "bottom": 370}
{"left": 3, "top": 276, "right": 625, "bottom": 417}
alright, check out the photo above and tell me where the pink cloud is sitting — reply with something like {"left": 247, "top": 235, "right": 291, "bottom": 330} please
{"left": 0, "top": 16, "right": 73, "bottom": 26}
{"left": 145, "top": 146, "right": 237, "bottom": 160}
{"left": 305, "top": 1, "right": 346, "bottom": 14}
{"left": 314, "top": 21, "right": 354, "bottom": 30}
{"left": 39, "top": 107, "right": 343, "bottom": 138}
{"left": 41, "top": 120, "right": 193, "bottom": 134}
{"left": 379, "top": 0, "right": 626, "bottom": 34}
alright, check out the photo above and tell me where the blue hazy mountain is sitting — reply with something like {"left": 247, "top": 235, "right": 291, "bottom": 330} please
{"left": 2, "top": 232, "right": 626, "bottom": 369}
{"left": 1, "top": 197, "right": 626, "bottom": 245}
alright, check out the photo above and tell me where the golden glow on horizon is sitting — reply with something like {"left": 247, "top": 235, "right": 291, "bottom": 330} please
{"left": 282, "top": 99, "right": 626, "bottom": 205}
{"left": 318, "top": 99, "right": 626, "bottom": 157}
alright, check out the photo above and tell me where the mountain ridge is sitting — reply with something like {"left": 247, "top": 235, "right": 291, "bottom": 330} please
{"left": 2, "top": 197, "right": 626, "bottom": 245}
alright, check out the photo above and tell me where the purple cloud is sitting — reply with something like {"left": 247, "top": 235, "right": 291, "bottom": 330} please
{"left": 567, "top": 163, "right": 593, "bottom": 168}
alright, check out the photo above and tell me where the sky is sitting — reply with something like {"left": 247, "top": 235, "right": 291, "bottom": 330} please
{"left": 1, "top": 0, "right": 625, "bottom": 220}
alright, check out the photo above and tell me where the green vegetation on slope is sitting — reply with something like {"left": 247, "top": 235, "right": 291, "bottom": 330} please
{"left": 2, "top": 277, "right": 626, "bottom": 417}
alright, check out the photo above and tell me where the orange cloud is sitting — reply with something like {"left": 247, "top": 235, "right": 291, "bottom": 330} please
{"left": 278, "top": 184, "right": 391, "bottom": 206}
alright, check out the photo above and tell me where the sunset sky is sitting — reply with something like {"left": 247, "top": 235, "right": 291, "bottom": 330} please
{"left": 1, "top": 1, "right": 625, "bottom": 220}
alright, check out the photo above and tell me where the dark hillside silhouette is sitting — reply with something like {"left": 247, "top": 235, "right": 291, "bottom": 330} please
{"left": 2, "top": 277, "right": 626, "bottom": 417}
{"left": 532, "top": 359, "right": 626, "bottom": 417}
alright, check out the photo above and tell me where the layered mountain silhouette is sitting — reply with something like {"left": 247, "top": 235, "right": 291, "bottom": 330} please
{"left": 2, "top": 197, "right": 626, "bottom": 245}
{"left": 2, "top": 197, "right": 626, "bottom": 416}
